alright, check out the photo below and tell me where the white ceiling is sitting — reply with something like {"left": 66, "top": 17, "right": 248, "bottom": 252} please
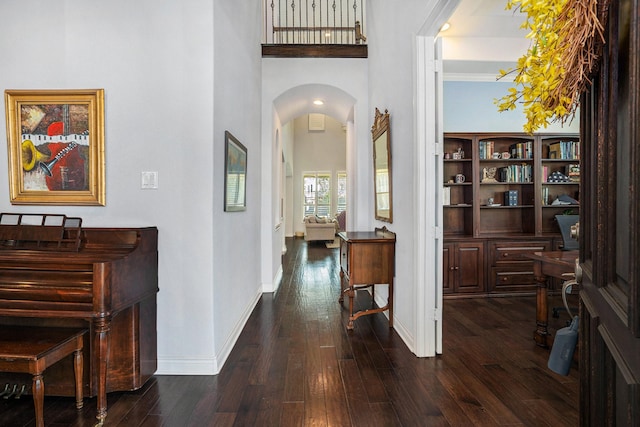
{"left": 441, "top": 0, "right": 531, "bottom": 80}
{"left": 444, "top": 0, "right": 527, "bottom": 38}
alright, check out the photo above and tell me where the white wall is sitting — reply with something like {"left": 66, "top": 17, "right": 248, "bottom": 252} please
{"left": 366, "top": 0, "right": 442, "bottom": 346}
{"left": 0, "top": 0, "right": 568, "bottom": 377}
{"left": 291, "top": 115, "right": 347, "bottom": 235}
{"left": 282, "top": 122, "right": 296, "bottom": 238}
{"left": 443, "top": 81, "right": 580, "bottom": 133}
{"left": 212, "top": 1, "right": 264, "bottom": 370}
{"left": 0, "top": 0, "right": 263, "bottom": 375}
{"left": 261, "top": 58, "right": 369, "bottom": 295}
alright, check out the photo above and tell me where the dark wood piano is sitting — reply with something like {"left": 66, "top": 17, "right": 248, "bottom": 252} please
{"left": 0, "top": 213, "right": 158, "bottom": 424}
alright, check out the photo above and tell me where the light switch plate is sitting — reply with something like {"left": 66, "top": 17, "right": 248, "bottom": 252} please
{"left": 141, "top": 171, "right": 158, "bottom": 189}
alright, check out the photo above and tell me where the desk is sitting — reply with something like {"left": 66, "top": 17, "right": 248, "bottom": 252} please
{"left": 528, "top": 250, "right": 579, "bottom": 347}
{"left": 338, "top": 228, "right": 395, "bottom": 330}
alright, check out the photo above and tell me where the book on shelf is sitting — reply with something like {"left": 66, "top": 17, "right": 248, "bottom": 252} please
{"left": 443, "top": 186, "right": 450, "bottom": 205}
{"left": 542, "top": 187, "right": 550, "bottom": 205}
{"left": 566, "top": 164, "right": 580, "bottom": 182}
{"left": 508, "top": 141, "right": 532, "bottom": 159}
{"left": 479, "top": 140, "right": 494, "bottom": 159}
{"left": 497, "top": 164, "right": 532, "bottom": 183}
{"left": 549, "top": 140, "right": 580, "bottom": 160}
{"left": 504, "top": 190, "right": 518, "bottom": 206}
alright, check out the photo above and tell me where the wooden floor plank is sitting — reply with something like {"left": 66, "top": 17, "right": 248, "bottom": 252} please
{"left": 0, "top": 237, "right": 579, "bottom": 426}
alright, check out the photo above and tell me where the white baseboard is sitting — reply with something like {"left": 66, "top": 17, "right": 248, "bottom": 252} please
{"left": 157, "top": 285, "right": 262, "bottom": 375}
{"left": 156, "top": 358, "right": 218, "bottom": 375}
{"left": 262, "top": 264, "right": 283, "bottom": 293}
{"left": 373, "top": 292, "right": 415, "bottom": 354}
{"left": 214, "top": 288, "right": 262, "bottom": 372}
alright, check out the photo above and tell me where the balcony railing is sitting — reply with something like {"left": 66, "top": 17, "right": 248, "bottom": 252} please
{"left": 262, "top": 0, "right": 367, "bottom": 58}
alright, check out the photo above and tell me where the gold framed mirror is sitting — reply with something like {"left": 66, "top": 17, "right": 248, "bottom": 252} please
{"left": 371, "top": 108, "right": 392, "bottom": 223}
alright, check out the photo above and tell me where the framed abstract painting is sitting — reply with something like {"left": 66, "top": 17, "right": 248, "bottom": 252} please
{"left": 4, "top": 89, "right": 105, "bottom": 205}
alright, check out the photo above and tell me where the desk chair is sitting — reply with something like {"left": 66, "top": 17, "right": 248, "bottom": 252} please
{"left": 556, "top": 214, "right": 579, "bottom": 251}
{"left": 552, "top": 215, "right": 580, "bottom": 320}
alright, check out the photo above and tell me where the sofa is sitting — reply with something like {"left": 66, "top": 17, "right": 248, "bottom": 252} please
{"left": 304, "top": 216, "right": 338, "bottom": 241}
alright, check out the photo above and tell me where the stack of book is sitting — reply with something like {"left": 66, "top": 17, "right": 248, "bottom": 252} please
{"left": 508, "top": 141, "right": 532, "bottom": 159}
{"left": 566, "top": 164, "right": 580, "bottom": 182}
{"left": 479, "top": 141, "right": 495, "bottom": 159}
{"left": 497, "top": 164, "right": 532, "bottom": 183}
{"left": 504, "top": 190, "right": 518, "bottom": 206}
{"left": 548, "top": 141, "right": 580, "bottom": 159}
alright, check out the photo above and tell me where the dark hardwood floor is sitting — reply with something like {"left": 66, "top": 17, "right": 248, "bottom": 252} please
{"left": 0, "top": 237, "right": 578, "bottom": 426}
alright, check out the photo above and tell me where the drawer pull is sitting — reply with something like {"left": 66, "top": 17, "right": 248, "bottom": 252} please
{"left": 503, "top": 253, "right": 509, "bottom": 257}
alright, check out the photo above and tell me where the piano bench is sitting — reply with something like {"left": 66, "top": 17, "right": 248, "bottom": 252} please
{"left": 0, "top": 326, "right": 87, "bottom": 427}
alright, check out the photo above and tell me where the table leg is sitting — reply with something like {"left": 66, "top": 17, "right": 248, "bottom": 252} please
{"left": 534, "top": 273, "right": 550, "bottom": 347}
{"left": 74, "top": 346, "right": 84, "bottom": 409}
{"left": 32, "top": 373, "right": 44, "bottom": 427}
{"left": 388, "top": 278, "right": 394, "bottom": 328}
{"left": 347, "top": 286, "right": 355, "bottom": 330}
{"left": 94, "top": 318, "right": 110, "bottom": 425}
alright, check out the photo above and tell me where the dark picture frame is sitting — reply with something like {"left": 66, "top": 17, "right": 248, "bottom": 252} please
{"left": 224, "top": 131, "right": 247, "bottom": 212}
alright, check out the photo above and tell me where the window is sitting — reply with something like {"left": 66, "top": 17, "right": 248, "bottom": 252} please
{"left": 303, "top": 173, "right": 331, "bottom": 217}
{"left": 337, "top": 172, "right": 347, "bottom": 214}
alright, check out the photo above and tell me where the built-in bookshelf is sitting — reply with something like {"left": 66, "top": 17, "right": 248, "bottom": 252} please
{"left": 539, "top": 136, "right": 580, "bottom": 234}
{"left": 442, "top": 132, "right": 580, "bottom": 297}
{"left": 443, "top": 133, "right": 580, "bottom": 238}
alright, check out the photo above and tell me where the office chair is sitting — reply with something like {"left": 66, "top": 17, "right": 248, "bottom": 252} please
{"left": 555, "top": 214, "right": 579, "bottom": 250}
{"left": 552, "top": 215, "right": 579, "bottom": 320}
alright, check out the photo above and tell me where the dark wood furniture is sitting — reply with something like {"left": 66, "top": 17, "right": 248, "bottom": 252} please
{"left": 338, "top": 227, "right": 395, "bottom": 330}
{"left": 578, "top": 1, "right": 640, "bottom": 422}
{"left": 0, "top": 327, "right": 86, "bottom": 427}
{"left": 443, "top": 133, "right": 580, "bottom": 297}
{"left": 443, "top": 240, "right": 484, "bottom": 294}
{"left": 0, "top": 219, "right": 158, "bottom": 425}
{"left": 527, "top": 250, "right": 578, "bottom": 347}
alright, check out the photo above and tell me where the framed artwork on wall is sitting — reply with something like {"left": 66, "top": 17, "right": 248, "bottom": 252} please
{"left": 224, "top": 131, "right": 247, "bottom": 212}
{"left": 4, "top": 89, "right": 105, "bottom": 205}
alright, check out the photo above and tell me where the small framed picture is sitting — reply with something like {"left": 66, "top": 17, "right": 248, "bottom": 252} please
{"left": 224, "top": 131, "right": 247, "bottom": 212}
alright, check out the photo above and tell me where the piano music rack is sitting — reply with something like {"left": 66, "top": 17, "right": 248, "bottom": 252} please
{"left": 0, "top": 213, "right": 83, "bottom": 251}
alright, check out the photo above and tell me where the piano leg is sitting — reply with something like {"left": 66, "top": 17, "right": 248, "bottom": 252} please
{"left": 94, "top": 317, "right": 110, "bottom": 425}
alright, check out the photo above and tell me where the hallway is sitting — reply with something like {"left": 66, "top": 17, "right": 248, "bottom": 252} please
{"left": 0, "top": 237, "right": 578, "bottom": 426}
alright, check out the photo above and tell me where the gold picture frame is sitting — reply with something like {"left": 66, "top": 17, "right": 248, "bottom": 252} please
{"left": 4, "top": 89, "right": 105, "bottom": 205}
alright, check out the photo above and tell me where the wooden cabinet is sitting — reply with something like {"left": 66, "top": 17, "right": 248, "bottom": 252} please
{"left": 338, "top": 228, "right": 395, "bottom": 329}
{"left": 487, "top": 240, "right": 552, "bottom": 294}
{"left": 443, "top": 241, "right": 485, "bottom": 294}
{"left": 443, "top": 133, "right": 580, "bottom": 296}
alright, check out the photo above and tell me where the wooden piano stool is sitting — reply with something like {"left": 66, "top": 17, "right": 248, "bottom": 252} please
{"left": 0, "top": 326, "right": 87, "bottom": 427}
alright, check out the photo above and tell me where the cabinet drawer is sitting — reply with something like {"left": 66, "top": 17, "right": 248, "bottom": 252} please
{"left": 490, "top": 241, "right": 551, "bottom": 264}
{"left": 489, "top": 266, "right": 537, "bottom": 293}
{"left": 340, "top": 239, "right": 349, "bottom": 275}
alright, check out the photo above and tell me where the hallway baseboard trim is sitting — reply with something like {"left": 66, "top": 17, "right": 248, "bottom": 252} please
{"left": 156, "top": 358, "right": 218, "bottom": 375}
{"left": 373, "top": 292, "right": 416, "bottom": 353}
{"left": 214, "top": 287, "right": 263, "bottom": 373}
{"left": 263, "top": 264, "right": 283, "bottom": 293}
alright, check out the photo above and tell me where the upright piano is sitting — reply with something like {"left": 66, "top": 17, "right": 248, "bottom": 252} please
{"left": 0, "top": 213, "right": 158, "bottom": 423}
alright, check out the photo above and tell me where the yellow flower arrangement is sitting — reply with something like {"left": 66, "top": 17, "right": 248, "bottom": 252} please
{"left": 495, "top": 0, "right": 608, "bottom": 133}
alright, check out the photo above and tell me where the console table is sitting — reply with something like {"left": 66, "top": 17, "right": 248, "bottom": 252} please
{"left": 338, "top": 227, "right": 396, "bottom": 330}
